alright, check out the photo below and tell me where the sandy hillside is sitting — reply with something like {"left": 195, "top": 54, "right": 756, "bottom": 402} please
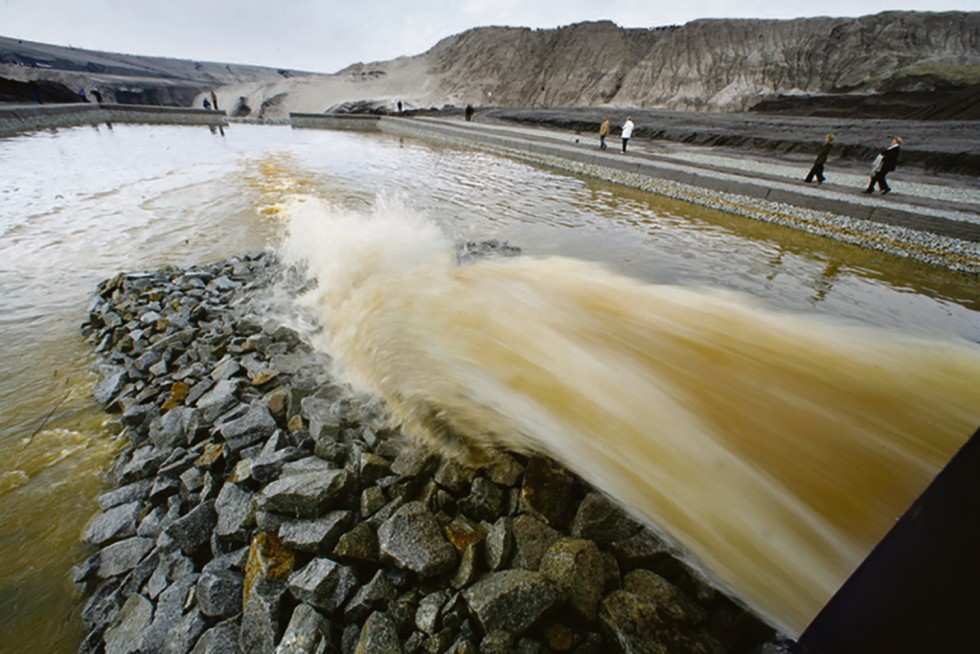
{"left": 208, "top": 55, "right": 450, "bottom": 117}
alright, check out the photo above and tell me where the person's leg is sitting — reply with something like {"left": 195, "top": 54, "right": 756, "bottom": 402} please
{"left": 622, "top": 138, "right": 628, "bottom": 153}
{"left": 864, "top": 176, "right": 876, "bottom": 193}
{"left": 600, "top": 135, "right": 606, "bottom": 150}
{"left": 816, "top": 163, "right": 825, "bottom": 184}
{"left": 879, "top": 172, "right": 891, "bottom": 194}
{"left": 805, "top": 165, "right": 817, "bottom": 183}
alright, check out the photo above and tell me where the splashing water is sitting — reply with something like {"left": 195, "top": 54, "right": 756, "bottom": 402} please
{"left": 280, "top": 195, "right": 980, "bottom": 637}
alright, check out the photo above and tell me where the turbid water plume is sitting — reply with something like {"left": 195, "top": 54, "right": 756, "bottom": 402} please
{"left": 280, "top": 196, "right": 980, "bottom": 637}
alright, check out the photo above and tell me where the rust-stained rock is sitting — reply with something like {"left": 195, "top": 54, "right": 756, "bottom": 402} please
{"left": 244, "top": 531, "right": 295, "bottom": 605}
{"left": 161, "top": 381, "right": 190, "bottom": 411}
{"left": 194, "top": 443, "right": 225, "bottom": 470}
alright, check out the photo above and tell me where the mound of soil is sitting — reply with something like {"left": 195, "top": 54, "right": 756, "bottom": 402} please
{"left": 749, "top": 84, "right": 980, "bottom": 121}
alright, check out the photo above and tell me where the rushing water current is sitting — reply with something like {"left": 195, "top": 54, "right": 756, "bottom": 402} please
{"left": 1, "top": 123, "right": 978, "bottom": 650}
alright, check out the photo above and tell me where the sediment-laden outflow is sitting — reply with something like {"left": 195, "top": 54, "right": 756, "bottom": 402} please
{"left": 281, "top": 198, "right": 980, "bottom": 638}
{"left": 76, "top": 251, "right": 783, "bottom": 653}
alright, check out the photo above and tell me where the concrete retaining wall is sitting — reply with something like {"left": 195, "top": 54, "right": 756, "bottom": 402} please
{"left": 0, "top": 103, "right": 228, "bottom": 137}
{"left": 290, "top": 112, "right": 382, "bottom": 131}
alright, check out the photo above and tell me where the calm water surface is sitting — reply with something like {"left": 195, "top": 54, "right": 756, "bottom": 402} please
{"left": 0, "top": 123, "right": 977, "bottom": 651}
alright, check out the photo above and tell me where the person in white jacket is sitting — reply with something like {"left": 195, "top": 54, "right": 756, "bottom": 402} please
{"left": 621, "top": 116, "right": 635, "bottom": 153}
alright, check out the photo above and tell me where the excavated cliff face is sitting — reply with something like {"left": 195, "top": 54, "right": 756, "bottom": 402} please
{"left": 235, "top": 10, "right": 980, "bottom": 116}
{"left": 4, "top": 12, "right": 976, "bottom": 115}
{"left": 425, "top": 21, "right": 667, "bottom": 107}
{"left": 0, "top": 34, "right": 325, "bottom": 106}
{"left": 609, "top": 12, "right": 980, "bottom": 111}
{"left": 416, "top": 11, "right": 980, "bottom": 113}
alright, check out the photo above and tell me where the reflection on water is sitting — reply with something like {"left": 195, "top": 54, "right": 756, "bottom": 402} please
{"left": 0, "top": 123, "right": 978, "bottom": 650}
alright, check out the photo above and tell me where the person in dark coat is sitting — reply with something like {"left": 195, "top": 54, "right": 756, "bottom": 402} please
{"left": 864, "top": 137, "right": 902, "bottom": 195}
{"left": 804, "top": 134, "right": 834, "bottom": 184}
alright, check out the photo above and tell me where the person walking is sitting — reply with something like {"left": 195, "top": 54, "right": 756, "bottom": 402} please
{"left": 804, "top": 134, "right": 834, "bottom": 184}
{"left": 864, "top": 137, "right": 902, "bottom": 195}
{"left": 599, "top": 115, "right": 610, "bottom": 150}
{"left": 621, "top": 116, "right": 635, "bottom": 153}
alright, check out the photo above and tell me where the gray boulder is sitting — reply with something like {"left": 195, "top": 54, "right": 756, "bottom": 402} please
{"left": 84, "top": 501, "right": 141, "bottom": 546}
{"left": 354, "top": 611, "right": 401, "bottom": 654}
{"left": 218, "top": 402, "right": 277, "bottom": 451}
{"left": 415, "top": 590, "right": 449, "bottom": 635}
{"left": 459, "top": 477, "right": 504, "bottom": 522}
{"left": 258, "top": 469, "right": 354, "bottom": 518}
{"left": 539, "top": 538, "right": 606, "bottom": 621}
{"left": 463, "top": 569, "right": 559, "bottom": 636}
{"left": 165, "top": 500, "right": 216, "bottom": 554}
{"left": 140, "top": 573, "right": 199, "bottom": 653}
{"left": 98, "top": 479, "right": 152, "bottom": 511}
{"left": 195, "top": 379, "right": 240, "bottom": 424}
{"left": 485, "top": 517, "right": 513, "bottom": 572}
{"left": 191, "top": 618, "right": 240, "bottom": 654}
{"left": 378, "top": 501, "right": 457, "bottom": 577}
{"left": 215, "top": 481, "right": 256, "bottom": 540}
{"left": 571, "top": 492, "right": 643, "bottom": 543}
{"left": 600, "top": 584, "right": 710, "bottom": 654}
{"left": 103, "top": 594, "right": 153, "bottom": 654}
{"left": 97, "top": 537, "right": 155, "bottom": 578}
{"left": 94, "top": 369, "right": 127, "bottom": 407}
{"left": 275, "top": 604, "right": 334, "bottom": 654}
{"left": 279, "top": 511, "right": 354, "bottom": 553}
{"left": 241, "top": 578, "right": 287, "bottom": 654}
{"left": 333, "top": 522, "right": 381, "bottom": 565}
{"left": 197, "top": 568, "right": 244, "bottom": 618}
{"left": 609, "top": 528, "right": 682, "bottom": 580}
{"left": 519, "top": 457, "right": 575, "bottom": 528}
{"left": 287, "top": 557, "right": 358, "bottom": 614}
{"left": 161, "top": 611, "right": 209, "bottom": 654}
{"left": 344, "top": 569, "right": 399, "bottom": 623}
{"left": 511, "top": 515, "right": 561, "bottom": 571}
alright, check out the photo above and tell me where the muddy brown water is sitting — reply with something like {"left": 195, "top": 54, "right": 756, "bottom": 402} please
{"left": 1, "top": 123, "right": 977, "bottom": 651}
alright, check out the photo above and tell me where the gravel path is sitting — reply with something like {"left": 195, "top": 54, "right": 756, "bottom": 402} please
{"left": 399, "top": 117, "right": 980, "bottom": 273}
{"left": 463, "top": 118, "right": 980, "bottom": 217}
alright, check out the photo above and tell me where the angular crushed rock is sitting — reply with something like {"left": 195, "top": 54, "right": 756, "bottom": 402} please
{"left": 75, "top": 252, "right": 784, "bottom": 654}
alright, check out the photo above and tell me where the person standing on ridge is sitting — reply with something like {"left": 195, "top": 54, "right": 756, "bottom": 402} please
{"left": 621, "top": 116, "right": 635, "bottom": 153}
{"left": 599, "top": 115, "right": 610, "bottom": 150}
{"left": 864, "top": 137, "right": 902, "bottom": 195}
{"left": 804, "top": 134, "right": 834, "bottom": 184}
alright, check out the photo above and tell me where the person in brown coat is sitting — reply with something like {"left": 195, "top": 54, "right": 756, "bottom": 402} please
{"left": 804, "top": 134, "right": 834, "bottom": 184}
{"left": 598, "top": 116, "right": 610, "bottom": 150}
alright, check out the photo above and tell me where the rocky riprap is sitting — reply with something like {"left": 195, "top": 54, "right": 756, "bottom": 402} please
{"left": 75, "top": 251, "right": 794, "bottom": 654}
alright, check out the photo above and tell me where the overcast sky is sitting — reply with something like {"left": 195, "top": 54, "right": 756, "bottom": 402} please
{"left": 2, "top": 1, "right": 975, "bottom": 73}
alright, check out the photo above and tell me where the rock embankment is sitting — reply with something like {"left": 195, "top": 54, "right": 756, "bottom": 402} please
{"left": 75, "top": 251, "right": 793, "bottom": 653}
